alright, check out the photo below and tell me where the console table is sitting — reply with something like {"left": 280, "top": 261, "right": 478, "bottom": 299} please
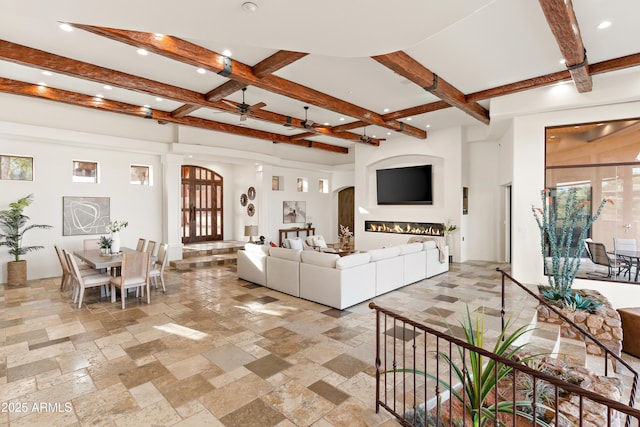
{"left": 279, "top": 227, "right": 315, "bottom": 247}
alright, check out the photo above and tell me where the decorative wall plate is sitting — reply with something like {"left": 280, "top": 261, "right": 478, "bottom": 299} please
{"left": 240, "top": 193, "right": 248, "bottom": 206}
{"left": 247, "top": 203, "right": 255, "bottom": 216}
{"left": 248, "top": 186, "right": 256, "bottom": 200}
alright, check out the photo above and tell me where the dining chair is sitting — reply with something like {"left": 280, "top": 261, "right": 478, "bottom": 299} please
{"left": 110, "top": 250, "right": 150, "bottom": 309}
{"left": 149, "top": 243, "right": 168, "bottom": 292}
{"left": 136, "top": 238, "right": 147, "bottom": 252}
{"left": 83, "top": 238, "right": 101, "bottom": 251}
{"left": 586, "top": 241, "right": 629, "bottom": 278}
{"left": 64, "top": 249, "right": 113, "bottom": 308}
{"left": 146, "top": 240, "right": 157, "bottom": 257}
{"left": 54, "top": 245, "right": 72, "bottom": 291}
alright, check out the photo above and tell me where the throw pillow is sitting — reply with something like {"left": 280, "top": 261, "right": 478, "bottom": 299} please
{"left": 269, "top": 241, "right": 277, "bottom": 247}
{"left": 288, "top": 238, "right": 304, "bottom": 250}
{"left": 314, "top": 235, "right": 328, "bottom": 248}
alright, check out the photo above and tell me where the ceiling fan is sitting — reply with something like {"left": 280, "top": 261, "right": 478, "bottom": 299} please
{"left": 300, "top": 106, "right": 326, "bottom": 133}
{"left": 360, "top": 126, "right": 385, "bottom": 144}
{"left": 222, "top": 88, "right": 266, "bottom": 121}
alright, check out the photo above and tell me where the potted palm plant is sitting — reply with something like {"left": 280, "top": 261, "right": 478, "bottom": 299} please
{"left": 0, "top": 194, "right": 52, "bottom": 285}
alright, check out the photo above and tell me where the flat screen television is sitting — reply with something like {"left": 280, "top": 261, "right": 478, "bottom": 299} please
{"left": 376, "top": 165, "right": 433, "bottom": 205}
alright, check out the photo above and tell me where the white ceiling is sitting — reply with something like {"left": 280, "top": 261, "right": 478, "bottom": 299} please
{"left": 1, "top": 0, "right": 639, "bottom": 151}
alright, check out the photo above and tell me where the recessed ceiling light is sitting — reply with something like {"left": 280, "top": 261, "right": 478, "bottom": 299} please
{"left": 153, "top": 33, "right": 164, "bottom": 40}
{"left": 103, "top": 85, "right": 112, "bottom": 90}
{"left": 42, "top": 71, "right": 53, "bottom": 76}
{"left": 143, "top": 104, "right": 151, "bottom": 108}
{"left": 95, "top": 94, "right": 104, "bottom": 98}
{"left": 37, "top": 82, "right": 47, "bottom": 87}
{"left": 324, "top": 122, "right": 330, "bottom": 126}
{"left": 383, "top": 108, "right": 389, "bottom": 113}
{"left": 339, "top": 117, "right": 345, "bottom": 121}
{"left": 155, "top": 97, "right": 163, "bottom": 102}
{"left": 242, "top": 2, "right": 258, "bottom": 12}
{"left": 559, "top": 59, "right": 567, "bottom": 65}
{"left": 196, "top": 68, "right": 206, "bottom": 74}
{"left": 387, "top": 132, "right": 391, "bottom": 136}
{"left": 426, "top": 124, "right": 431, "bottom": 128}
{"left": 59, "top": 23, "right": 73, "bottom": 32}
{"left": 222, "top": 49, "right": 232, "bottom": 57}
{"left": 137, "top": 48, "right": 148, "bottom": 56}
{"left": 597, "top": 20, "right": 612, "bottom": 30}
{"left": 406, "top": 117, "right": 412, "bottom": 121}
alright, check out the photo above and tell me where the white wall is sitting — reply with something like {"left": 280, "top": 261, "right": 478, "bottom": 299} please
{"left": 353, "top": 128, "right": 463, "bottom": 256}
{"left": 0, "top": 130, "right": 163, "bottom": 283}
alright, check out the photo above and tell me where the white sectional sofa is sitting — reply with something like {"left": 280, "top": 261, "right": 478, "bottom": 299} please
{"left": 237, "top": 239, "right": 448, "bottom": 310}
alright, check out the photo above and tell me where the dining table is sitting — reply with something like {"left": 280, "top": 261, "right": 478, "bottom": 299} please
{"left": 610, "top": 250, "right": 640, "bottom": 281}
{"left": 73, "top": 247, "right": 136, "bottom": 272}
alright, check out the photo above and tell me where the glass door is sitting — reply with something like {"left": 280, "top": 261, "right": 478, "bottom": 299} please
{"left": 181, "top": 165, "right": 223, "bottom": 243}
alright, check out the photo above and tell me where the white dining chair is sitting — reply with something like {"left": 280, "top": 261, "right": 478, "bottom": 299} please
{"left": 614, "top": 237, "right": 638, "bottom": 280}
{"left": 110, "top": 250, "right": 150, "bottom": 309}
{"left": 64, "top": 249, "right": 112, "bottom": 308}
{"left": 149, "top": 243, "right": 168, "bottom": 292}
{"left": 136, "top": 238, "right": 147, "bottom": 252}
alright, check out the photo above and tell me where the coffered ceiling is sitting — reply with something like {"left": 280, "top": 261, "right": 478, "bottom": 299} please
{"left": 1, "top": 0, "right": 639, "bottom": 154}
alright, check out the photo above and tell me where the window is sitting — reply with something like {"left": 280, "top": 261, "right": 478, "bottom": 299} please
{"left": 0, "top": 155, "right": 33, "bottom": 181}
{"left": 319, "top": 179, "right": 329, "bottom": 193}
{"left": 545, "top": 117, "right": 640, "bottom": 282}
{"left": 130, "top": 165, "right": 151, "bottom": 185}
{"left": 297, "top": 177, "right": 308, "bottom": 192}
{"left": 272, "top": 176, "right": 283, "bottom": 191}
{"left": 72, "top": 160, "right": 98, "bottom": 183}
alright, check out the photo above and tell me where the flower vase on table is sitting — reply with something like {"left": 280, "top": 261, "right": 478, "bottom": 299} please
{"left": 110, "top": 232, "right": 121, "bottom": 254}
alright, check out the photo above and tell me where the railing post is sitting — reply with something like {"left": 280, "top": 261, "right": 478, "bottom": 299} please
{"left": 372, "top": 303, "right": 381, "bottom": 414}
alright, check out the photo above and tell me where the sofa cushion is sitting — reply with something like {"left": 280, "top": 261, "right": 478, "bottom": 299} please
{"left": 336, "top": 253, "right": 371, "bottom": 269}
{"left": 423, "top": 240, "right": 437, "bottom": 250}
{"left": 269, "top": 246, "right": 302, "bottom": 261}
{"left": 399, "top": 242, "right": 423, "bottom": 254}
{"left": 301, "top": 250, "right": 339, "bottom": 268}
{"left": 283, "top": 237, "right": 303, "bottom": 250}
{"left": 367, "top": 246, "right": 401, "bottom": 261}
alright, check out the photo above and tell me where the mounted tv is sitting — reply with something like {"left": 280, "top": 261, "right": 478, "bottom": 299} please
{"left": 376, "top": 164, "right": 433, "bottom": 205}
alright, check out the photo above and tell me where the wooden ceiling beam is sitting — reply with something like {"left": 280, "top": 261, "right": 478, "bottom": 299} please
{"left": 0, "top": 77, "right": 347, "bottom": 153}
{"left": 467, "top": 52, "right": 640, "bottom": 102}
{"left": 71, "top": 24, "right": 427, "bottom": 139}
{"left": 173, "top": 50, "right": 308, "bottom": 116}
{"left": 0, "top": 40, "right": 373, "bottom": 146}
{"left": 372, "top": 51, "right": 490, "bottom": 125}
{"left": 538, "top": 0, "right": 592, "bottom": 93}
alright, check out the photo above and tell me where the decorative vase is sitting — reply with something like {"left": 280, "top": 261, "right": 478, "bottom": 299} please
{"left": 111, "top": 232, "right": 121, "bottom": 254}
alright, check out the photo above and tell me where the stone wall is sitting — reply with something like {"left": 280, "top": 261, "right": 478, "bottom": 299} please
{"left": 536, "top": 289, "right": 623, "bottom": 358}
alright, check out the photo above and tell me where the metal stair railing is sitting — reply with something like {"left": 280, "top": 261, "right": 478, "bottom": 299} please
{"left": 370, "top": 301, "right": 640, "bottom": 427}
{"left": 497, "top": 267, "right": 638, "bottom": 422}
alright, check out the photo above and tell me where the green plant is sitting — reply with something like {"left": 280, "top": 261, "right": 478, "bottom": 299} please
{"left": 532, "top": 188, "right": 610, "bottom": 298}
{"left": 98, "top": 236, "right": 113, "bottom": 250}
{"left": 0, "top": 194, "right": 52, "bottom": 262}
{"left": 385, "top": 307, "right": 552, "bottom": 427}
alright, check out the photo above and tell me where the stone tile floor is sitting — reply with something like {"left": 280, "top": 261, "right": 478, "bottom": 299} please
{"left": 1, "top": 260, "right": 639, "bottom": 426}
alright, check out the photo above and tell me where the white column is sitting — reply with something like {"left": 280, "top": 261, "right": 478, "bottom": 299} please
{"left": 162, "top": 153, "right": 184, "bottom": 261}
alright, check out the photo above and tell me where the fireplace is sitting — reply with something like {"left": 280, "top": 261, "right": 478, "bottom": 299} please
{"left": 364, "top": 220, "right": 444, "bottom": 236}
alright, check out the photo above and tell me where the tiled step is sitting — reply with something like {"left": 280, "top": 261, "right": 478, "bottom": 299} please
{"left": 182, "top": 241, "right": 245, "bottom": 259}
{"left": 170, "top": 253, "right": 237, "bottom": 270}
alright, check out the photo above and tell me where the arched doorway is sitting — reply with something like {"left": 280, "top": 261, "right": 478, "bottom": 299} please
{"left": 338, "top": 187, "right": 354, "bottom": 236}
{"left": 181, "top": 165, "right": 223, "bottom": 243}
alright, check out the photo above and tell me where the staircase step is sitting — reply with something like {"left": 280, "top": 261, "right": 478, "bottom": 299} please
{"left": 170, "top": 253, "right": 237, "bottom": 270}
{"left": 182, "top": 241, "right": 245, "bottom": 259}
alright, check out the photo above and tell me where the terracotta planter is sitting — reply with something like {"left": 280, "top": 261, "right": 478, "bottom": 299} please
{"left": 7, "top": 260, "right": 27, "bottom": 286}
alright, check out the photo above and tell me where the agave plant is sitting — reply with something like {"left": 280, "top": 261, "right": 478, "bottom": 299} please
{"left": 385, "top": 307, "right": 554, "bottom": 427}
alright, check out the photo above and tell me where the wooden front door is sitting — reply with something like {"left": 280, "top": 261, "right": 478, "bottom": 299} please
{"left": 181, "top": 165, "right": 223, "bottom": 243}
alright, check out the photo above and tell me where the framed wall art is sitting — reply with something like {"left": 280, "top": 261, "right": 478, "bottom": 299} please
{"left": 63, "top": 196, "right": 110, "bottom": 236}
{"left": 283, "top": 201, "right": 306, "bottom": 224}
